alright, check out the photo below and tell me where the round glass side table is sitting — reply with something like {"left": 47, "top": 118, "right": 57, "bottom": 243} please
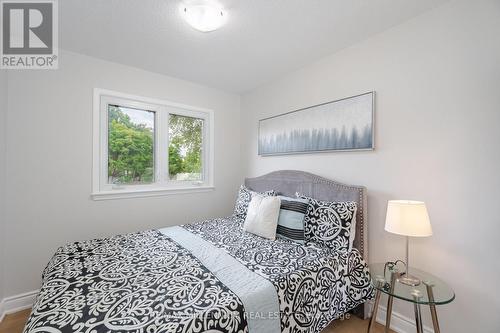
{"left": 368, "top": 263, "right": 455, "bottom": 333}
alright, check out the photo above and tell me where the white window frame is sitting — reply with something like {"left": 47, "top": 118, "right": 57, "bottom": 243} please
{"left": 92, "top": 89, "right": 214, "bottom": 200}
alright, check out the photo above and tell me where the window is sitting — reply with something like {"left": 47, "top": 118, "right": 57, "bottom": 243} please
{"left": 168, "top": 114, "right": 204, "bottom": 181}
{"left": 108, "top": 105, "right": 155, "bottom": 185}
{"left": 92, "top": 89, "right": 214, "bottom": 200}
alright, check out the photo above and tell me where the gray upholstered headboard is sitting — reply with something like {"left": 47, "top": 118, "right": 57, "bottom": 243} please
{"left": 245, "top": 170, "right": 368, "bottom": 262}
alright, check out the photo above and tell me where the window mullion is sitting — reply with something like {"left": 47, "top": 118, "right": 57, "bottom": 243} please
{"left": 202, "top": 115, "right": 208, "bottom": 183}
{"left": 100, "top": 100, "right": 111, "bottom": 191}
{"left": 157, "top": 108, "right": 170, "bottom": 185}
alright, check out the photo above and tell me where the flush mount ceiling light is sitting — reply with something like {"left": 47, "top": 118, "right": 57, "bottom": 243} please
{"left": 182, "top": 3, "right": 227, "bottom": 32}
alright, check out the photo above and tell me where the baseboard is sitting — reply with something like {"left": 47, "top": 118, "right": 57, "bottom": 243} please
{"left": 0, "top": 290, "right": 38, "bottom": 323}
{"left": 0, "top": 298, "right": 4, "bottom": 323}
{"left": 368, "top": 301, "right": 433, "bottom": 333}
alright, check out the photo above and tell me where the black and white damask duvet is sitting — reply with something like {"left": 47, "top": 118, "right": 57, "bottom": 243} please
{"left": 24, "top": 216, "right": 373, "bottom": 333}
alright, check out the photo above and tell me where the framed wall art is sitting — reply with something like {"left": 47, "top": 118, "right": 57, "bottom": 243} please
{"left": 258, "top": 92, "right": 374, "bottom": 155}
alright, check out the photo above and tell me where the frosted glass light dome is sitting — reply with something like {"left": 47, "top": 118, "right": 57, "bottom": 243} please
{"left": 182, "top": 3, "right": 227, "bottom": 32}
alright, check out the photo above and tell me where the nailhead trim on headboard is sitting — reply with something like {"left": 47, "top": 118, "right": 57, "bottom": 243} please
{"left": 244, "top": 170, "right": 368, "bottom": 262}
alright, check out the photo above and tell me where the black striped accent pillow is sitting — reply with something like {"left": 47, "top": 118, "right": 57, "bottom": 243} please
{"left": 276, "top": 196, "right": 309, "bottom": 243}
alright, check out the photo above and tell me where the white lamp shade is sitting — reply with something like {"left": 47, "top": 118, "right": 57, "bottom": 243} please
{"left": 384, "top": 200, "right": 432, "bottom": 237}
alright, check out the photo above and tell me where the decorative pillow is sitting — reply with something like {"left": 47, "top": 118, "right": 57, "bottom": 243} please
{"left": 298, "top": 193, "right": 357, "bottom": 252}
{"left": 276, "top": 196, "right": 309, "bottom": 244}
{"left": 233, "top": 185, "right": 276, "bottom": 218}
{"left": 243, "top": 195, "right": 281, "bottom": 240}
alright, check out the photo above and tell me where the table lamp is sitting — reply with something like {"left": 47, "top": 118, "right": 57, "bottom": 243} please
{"left": 384, "top": 200, "right": 432, "bottom": 286}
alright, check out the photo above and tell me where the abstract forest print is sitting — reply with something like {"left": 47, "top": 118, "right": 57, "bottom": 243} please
{"left": 259, "top": 92, "right": 374, "bottom": 155}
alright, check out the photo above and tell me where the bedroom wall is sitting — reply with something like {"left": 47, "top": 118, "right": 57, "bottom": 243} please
{"left": 3, "top": 50, "right": 241, "bottom": 298}
{"left": 0, "top": 70, "right": 7, "bottom": 309}
{"left": 241, "top": 0, "right": 500, "bottom": 332}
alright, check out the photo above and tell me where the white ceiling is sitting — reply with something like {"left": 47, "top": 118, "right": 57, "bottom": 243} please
{"left": 60, "top": 0, "right": 448, "bottom": 93}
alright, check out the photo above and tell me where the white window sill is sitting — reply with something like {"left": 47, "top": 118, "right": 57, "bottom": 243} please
{"left": 91, "top": 186, "right": 214, "bottom": 201}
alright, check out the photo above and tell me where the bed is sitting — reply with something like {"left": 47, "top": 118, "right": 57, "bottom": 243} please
{"left": 24, "top": 170, "right": 373, "bottom": 333}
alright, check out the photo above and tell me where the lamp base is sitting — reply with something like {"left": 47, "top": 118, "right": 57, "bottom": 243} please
{"left": 399, "top": 273, "right": 421, "bottom": 286}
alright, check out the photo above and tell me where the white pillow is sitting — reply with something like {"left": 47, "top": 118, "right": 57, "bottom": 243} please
{"left": 243, "top": 195, "right": 281, "bottom": 240}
